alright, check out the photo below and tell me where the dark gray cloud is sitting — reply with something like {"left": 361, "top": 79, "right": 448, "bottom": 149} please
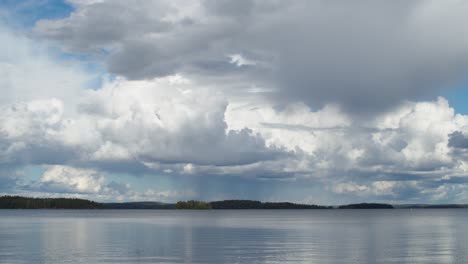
{"left": 0, "top": 141, "right": 79, "bottom": 167}
{"left": 36, "top": 0, "right": 173, "bottom": 53}
{"left": 138, "top": 128, "right": 286, "bottom": 166}
{"left": 203, "top": 0, "right": 255, "bottom": 17}
{"left": 35, "top": 0, "right": 468, "bottom": 113}
{"left": 0, "top": 175, "right": 18, "bottom": 192}
{"left": 448, "top": 131, "right": 468, "bottom": 149}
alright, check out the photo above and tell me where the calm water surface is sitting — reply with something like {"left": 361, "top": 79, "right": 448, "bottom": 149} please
{"left": 1, "top": 209, "right": 468, "bottom": 264}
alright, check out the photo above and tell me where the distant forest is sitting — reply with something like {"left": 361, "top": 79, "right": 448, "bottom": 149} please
{"left": 0, "top": 197, "right": 335, "bottom": 209}
{"left": 175, "top": 200, "right": 333, "bottom": 209}
{"left": 5, "top": 196, "right": 466, "bottom": 209}
{"left": 0, "top": 196, "right": 101, "bottom": 209}
{"left": 209, "top": 200, "right": 332, "bottom": 209}
{"left": 338, "top": 203, "right": 394, "bottom": 209}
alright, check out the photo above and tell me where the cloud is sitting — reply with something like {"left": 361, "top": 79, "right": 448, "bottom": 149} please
{"left": 0, "top": 172, "right": 18, "bottom": 192}
{"left": 35, "top": 0, "right": 468, "bottom": 113}
{"left": 76, "top": 77, "right": 285, "bottom": 167}
{"left": 228, "top": 54, "right": 257, "bottom": 67}
{"left": 4, "top": 5, "right": 468, "bottom": 203}
{"left": 2, "top": 66, "right": 468, "bottom": 202}
{"left": 0, "top": 24, "right": 91, "bottom": 107}
{"left": 8, "top": 92, "right": 452, "bottom": 201}
{"left": 225, "top": 96, "right": 468, "bottom": 201}
{"left": 332, "top": 182, "right": 369, "bottom": 194}
{"left": 17, "top": 164, "right": 194, "bottom": 202}
{"left": 0, "top": 76, "right": 285, "bottom": 175}
{"left": 448, "top": 131, "right": 468, "bottom": 149}
{"left": 34, "top": 165, "right": 105, "bottom": 194}
{"left": 0, "top": 99, "right": 79, "bottom": 167}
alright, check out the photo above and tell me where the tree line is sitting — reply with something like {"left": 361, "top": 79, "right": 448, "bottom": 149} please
{"left": 0, "top": 196, "right": 395, "bottom": 209}
{"left": 0, "top": 196, "right": 101, "bottom": 209}
{"left": 176, "top": 200, "right": 332, "bottom": 209}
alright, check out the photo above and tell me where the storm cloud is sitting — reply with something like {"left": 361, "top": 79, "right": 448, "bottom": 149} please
{"left": 35, "top": 0, "right": 468, "bottom": 113}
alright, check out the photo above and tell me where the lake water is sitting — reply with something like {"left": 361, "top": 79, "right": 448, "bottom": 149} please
{"left": 1, "top": 209, "right": 468, "bottom": 264}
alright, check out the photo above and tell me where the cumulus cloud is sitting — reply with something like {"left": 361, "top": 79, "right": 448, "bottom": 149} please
{"left": 35, "top": 0, "right": 468, "bottom": 113}
{"left": 16, "top": 165, "right": 194, "bottom": 202}
{"left": 225, "top": 96, "right": 468, "bottom": 201}
{"left": 228, "top": 97, "right": 468, "bottom": 173}
{"left": 0, "top": 76, "right": 285, "bottom": 175}
{"left": 0, "top": 99, "right": 79, "bottom": 167}
{"left": 2, "top": 70, "right": 468, "bottom": 202}
{"left": 78, "top": 77, "right": 284, "bottom": 167}
{"left": 35, "top": 165, "right": 105, "bottom": 194}
{"left": 3, "top": 69, "right": 468, "bottom": 202}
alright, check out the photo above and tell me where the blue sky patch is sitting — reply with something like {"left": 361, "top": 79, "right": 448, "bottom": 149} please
{"left": 0, "top": 0, "right": 73, "bottom": 28}
{"left": 444, "top": 85, "right": 468, "bottom": 115}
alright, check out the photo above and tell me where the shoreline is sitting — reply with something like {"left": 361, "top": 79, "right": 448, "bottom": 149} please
{"left": 2, "top": 196, "right": 468, "bottom": 210}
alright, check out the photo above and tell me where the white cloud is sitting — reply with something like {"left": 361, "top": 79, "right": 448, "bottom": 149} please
{"left": 0, "top": 75, "right": 283, "bottom": 173}
{"left": 75, "top": 77, "right": 282, "bottom": 166}
{"left": 10, "top": 164, "right": 192, "bottom": 202}
{"left": 228, "top": 54, "right": 256, "bottom": 67}
{"left": 227, "top": 97, "right": 468, "bottom": 176}
{"left": 38, "top": 165, "right": 105, "bottom": 194}
{"left": 0, "top": 24, "right": 91, "bottom": 108}
{"left": 2, "top": 68, "right": 468, "bottom": 202}
{"left": 333, "top": 182, "right": 369, "bottom": 194}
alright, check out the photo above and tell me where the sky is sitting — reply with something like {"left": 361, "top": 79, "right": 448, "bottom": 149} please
{"left": 1, "top": 0, "right": 468, "bottom": 204}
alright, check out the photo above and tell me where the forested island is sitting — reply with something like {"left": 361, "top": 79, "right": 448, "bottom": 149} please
{"left": 394, "top": 204, "right": 468, "bottom": 209}
{"left": 176, "top": 200, "right": 332, "bottom": 209}
{"left": 338, "top": 203, "right": 394, "bottom": 209}
{"left": 2, "top": 196, "right": 467, "bottom": 210}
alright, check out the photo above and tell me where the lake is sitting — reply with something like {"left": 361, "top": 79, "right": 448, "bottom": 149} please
{"left": 0, "top": 209, "right": 467, "bottom": 263}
